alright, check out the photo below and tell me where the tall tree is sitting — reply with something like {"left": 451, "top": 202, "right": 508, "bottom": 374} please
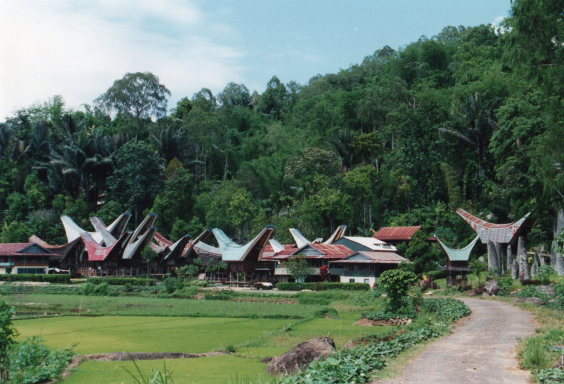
{"left": 107, "top": 141, "right": 164, "bottom": 223}
{"left": 95, "top": 72, "right": 170, "bottom": 119}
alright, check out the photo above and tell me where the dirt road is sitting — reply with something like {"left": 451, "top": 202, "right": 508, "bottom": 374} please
{"left": 376, "top": 298, "right": 537, "bottom": 384}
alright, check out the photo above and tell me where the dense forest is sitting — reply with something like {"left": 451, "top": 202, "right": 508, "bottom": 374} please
{"left": 0, "top": 0, "right": 562, "bottom": 263}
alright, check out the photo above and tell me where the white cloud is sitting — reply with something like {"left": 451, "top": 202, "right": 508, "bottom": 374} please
{"left": 0, "top": 0, "right": 245, "bottom": 119}
{"left": 492, "top": 16, "right": 506, "bottom": 27}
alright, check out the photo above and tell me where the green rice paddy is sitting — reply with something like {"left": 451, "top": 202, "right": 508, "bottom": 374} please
{"left": 4, "top": 292, "right": 393, "bottom": 383}
{"left": 62, "top": 355, "right": 271, "bottom": 384}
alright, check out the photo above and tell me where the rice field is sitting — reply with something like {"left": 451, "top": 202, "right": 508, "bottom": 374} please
{"left": 5, "top": 292, "right": 394, "bottom": 383}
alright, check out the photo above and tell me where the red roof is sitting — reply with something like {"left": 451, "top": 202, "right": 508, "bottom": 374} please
{"left": 0, "top": 243, "right": 52, "bottom": 256}
{"left": 271, "top": 243, "right": 354, "bottom": 260}
{"left": 456, "top": 209, "right": 525, "bottom": 229}
{"left": 373, "top": 226, "right": 421, "bottom": 241}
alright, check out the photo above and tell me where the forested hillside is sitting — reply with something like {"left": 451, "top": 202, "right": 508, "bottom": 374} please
{"left": 0, "top": 0, "right": 562, "bottom": 257}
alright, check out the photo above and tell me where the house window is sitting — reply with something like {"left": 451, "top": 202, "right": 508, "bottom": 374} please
{"left": 349, "top": 278, "right": 355, "bottom": 283}
{"left": 364, "top": 278, "right": 369, "bottom": 284}
{"left": 17, "top": 268, "right": 45, "bottom": 274}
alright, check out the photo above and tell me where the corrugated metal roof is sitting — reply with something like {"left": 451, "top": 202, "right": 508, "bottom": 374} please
{"left": 309, "top": 244, "right": 355, "bottom": 259}
{"left": 0, "top": 243, "right": 53, "bottom": 256}
{"left": 373, "top": 226, "right": 421, "bottom": 241}
{"left": 332, "top": 251, "right": 407, "bottom": 264}
{"left": 270, "top": 243, "right": 354, "bottom": 260}
{"left": 342, "top": 236, "right": 397, "bottom": 251}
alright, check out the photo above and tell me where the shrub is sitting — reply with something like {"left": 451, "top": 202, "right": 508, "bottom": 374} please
{"left": 9, "top": 336, "right": 74, "bottom": 383}
{"left": 550, "top": 284, "right": 564, "bottom": 310}
{"left": 537, "top": 265, "right": 556, "bottom": 285}
{"left": 537, "top": 368, "right": 564, "bottom": 384}
{"left": 173, "top": 286, "right": 198, "bottom": 298}
{"left": 378, "top": 269, "right": 418, "bottom": 312}
{"left": 276, "top": 282, "right": 370, "bottom": 291}
{"left": 0, "top": 302, "right": 17, "bottom": 381}
{"left": 0, "top": 285, "right": 82, "bottom": 295}
{"left": 425, "top": 270, "right": 448, "bottom": 280}
{"left": 497, "top": 276, "right": 515, "bottom": 296}
{"left": 422, "top": 298, "right": 471, "bottom": 323}
{"left": 0, "top": 274, "right": 70, "bottom": 284}
{"left": 86, "top": 277, "right": 156, "bottom": 286}
{"left": 517, "top": 286, "right": 550, "bottom": 304}
{"left": 163, "top": 277, "right": 179, "bottom": 294}
{"left": 82, "top": 282, "right": 112, "bottom": 296}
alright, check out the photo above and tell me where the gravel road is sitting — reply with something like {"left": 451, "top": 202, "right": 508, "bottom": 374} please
{"left": 376, "top": 298, "right": 537, "bottom": 384}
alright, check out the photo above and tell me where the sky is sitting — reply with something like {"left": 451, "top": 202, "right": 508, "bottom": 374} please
{"left": 0, "top": 0, "right": 512, "bottom": 120}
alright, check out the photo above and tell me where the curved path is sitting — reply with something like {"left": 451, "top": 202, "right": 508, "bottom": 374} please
{"left": 377, "top": 298, "right": 537, "bottom": 384}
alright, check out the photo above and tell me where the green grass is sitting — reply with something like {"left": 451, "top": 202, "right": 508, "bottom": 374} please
{"left": 15, "top": 316, "right": 291, "bottom": 354}
{"left": 2, "top": 294, "right": 324, "bottom": 319}
{"left": 62, "top": 355, "right": 274, "bottom": 384}
{"left": 4, "top": 290, "right": 401, "bottom": 383}
{"left": 238, "top": 312, "right": 397, "bottom": 359}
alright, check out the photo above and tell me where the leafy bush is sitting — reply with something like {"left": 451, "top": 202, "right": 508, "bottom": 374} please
{"left": 425, "top": 270, "right": 448, "bottom": 280}
{"left": 82, "top": 282, "right": 112, "bottom": 296}
{"left": 363, "top": 298, "right": 469, "bottom": 324}
{"left": 0, "top": 285, "right": 82, "bottom": 295}
{"left": 549, "top": 284, "right": 564, "bottom": 310}
{"left": 276, "top": 282, "right": 370, "bottom": 291}
{"left": 172, "top": 286, "right": 198, "bottom": 298}
{"left": 497, "top": 276, "right": 515, "bottom": 296}
{"left": 537, "top": 368, "right": 564, "bottom": 384}
{"left": 422, "top": 298, "right": 471, "bottom": 323}
{"left": 516, "top": 286, "right": 550, "bottom": 304}
{"left": 378, "top": 269, "right": 418, "bottom": 312}
{"left": 163, "top": 277, "right": 179, "bottom": 294}
{"left": 1, "top": 301, "right": 18, "bottom": 380}
{"left": 9, "top": 336, "right": 74, "bottom": 384}
{"left": 537, "top": 265, "right": 556, "bottom": 285}
{"left": 0, "top": 274, "right": 70, "bottom": 284}
{"left": 87, "top": 277, "right": 156, "bottom": 286}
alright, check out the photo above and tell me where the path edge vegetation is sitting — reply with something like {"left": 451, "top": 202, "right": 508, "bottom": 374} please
{"left": 496, "top": 296, "right": 564, "bottom": 384}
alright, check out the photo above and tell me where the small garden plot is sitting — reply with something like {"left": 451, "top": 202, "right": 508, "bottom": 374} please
{"left": 15, "top": 316, "right": 291, "bottom": 354}
{"left": 62, "top": 355, "right": 272, "bottom": 384}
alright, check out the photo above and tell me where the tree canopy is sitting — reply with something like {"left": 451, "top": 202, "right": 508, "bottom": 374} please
{"left": 0, "top": 2, "right": 561, "bottom": 256}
